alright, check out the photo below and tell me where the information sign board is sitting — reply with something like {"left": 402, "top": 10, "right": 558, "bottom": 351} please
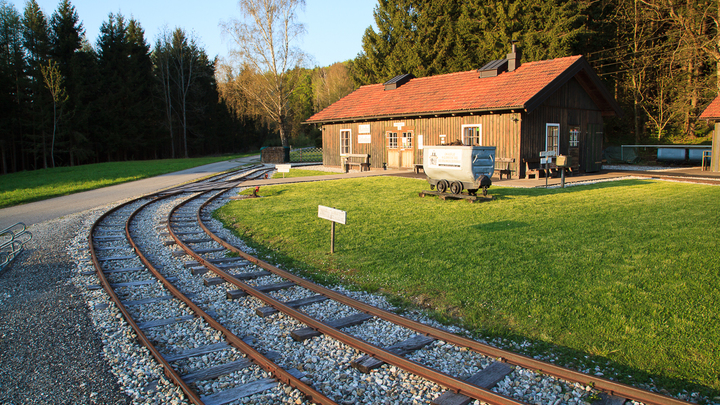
{"left": 276, "top": 164, "right": 291, "bottom": 173}
{"left": 318, "top": 206, "right": 347, "bottom": 225}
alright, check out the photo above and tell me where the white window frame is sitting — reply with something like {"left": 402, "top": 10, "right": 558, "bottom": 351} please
{"left": 387, "top": 132, "right": 398, "bottom": 149}
{"left": 461, "top": 124, "right": 482, "bottom": 146}
{"left": 545, "top": 123, "right": 560, "bottom": 155}
{"left": 569, "top": 126, "right": 580, "bottom": 147}
{"left": 340, "top": 129, "right": 352, "bottom": 155}
{"left": 401, "top": 131, "right": 413, "bottom": 149}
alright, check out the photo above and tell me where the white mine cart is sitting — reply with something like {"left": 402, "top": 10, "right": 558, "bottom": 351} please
{"left": 423, "top": 145, "right": 496, "bottom": 196}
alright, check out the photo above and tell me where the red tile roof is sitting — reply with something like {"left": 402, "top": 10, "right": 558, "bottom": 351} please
{"left": 306, "top": 55, "right": 609, "bottom": 123}
{"left": 699, "top": 96, "right": 720, "bottom": 120}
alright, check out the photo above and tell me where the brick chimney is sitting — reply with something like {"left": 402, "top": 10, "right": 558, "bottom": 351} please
{"left": 507, "top": 43, "right": 521, "bottom": 72}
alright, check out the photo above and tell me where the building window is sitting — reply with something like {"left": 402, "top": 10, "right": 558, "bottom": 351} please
{"left": 401, "top": 131, "right": 413, "bottom": 148}
{"left": 546, "top": 123, "right": 560, "bottom": 155}
{"left": 569, "top": 126, "right": 580, "bottom": 147}
{"left": 387, "top": 132, "right": 398, "bottom": 149}
{"left": 340, "top": 129, "right": 351, "bottom": 154}
{"left": 462, "top": 125, "right": 482, "bottom": 146}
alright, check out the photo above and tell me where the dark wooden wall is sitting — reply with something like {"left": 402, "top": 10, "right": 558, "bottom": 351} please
{"left": 520, "top": 77, "right": 604, "bottom": 176}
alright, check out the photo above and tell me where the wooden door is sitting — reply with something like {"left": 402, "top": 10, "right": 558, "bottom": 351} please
{"left": 387, "top": 132, "right": 400, "bottom": 167}
{"left": 568, "top": 126, "right": 580, "bottom": 171}
{"left": 399, "top": 131, "right": 414, "bottom": 168}
{"left": 585, "top": 124, "right": 603, "bottom": 172}
{"left": 387, "top": 131, "right": 414, "bottom": 168}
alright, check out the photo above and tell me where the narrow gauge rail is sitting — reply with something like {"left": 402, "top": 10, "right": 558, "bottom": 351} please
{"left": 89, "top": 166, "right": 336, "bottom": 405}
{"left": 88, "top": 163, "right": 698, "bottom": 405}
{"left": 167, "top": 181, "right": 695, "bottom": 405}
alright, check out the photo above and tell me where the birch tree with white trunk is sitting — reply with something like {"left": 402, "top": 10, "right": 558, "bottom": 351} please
{"left": 221, "top": 0, "right": 308, "bottom": 148}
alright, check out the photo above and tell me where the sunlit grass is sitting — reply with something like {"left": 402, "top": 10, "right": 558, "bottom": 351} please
{"left": 271, "top": 168, "right": 337, "bottom": 179}
{"left": 0, "top": 154, "right": 253, "bottom": 208}
{"left": 216, "top": 176, "right": 720, "bottom": 395}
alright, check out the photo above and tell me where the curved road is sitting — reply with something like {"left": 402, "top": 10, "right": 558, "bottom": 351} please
{"left": 0, "top": 156, "right": 259, "bottom": 230}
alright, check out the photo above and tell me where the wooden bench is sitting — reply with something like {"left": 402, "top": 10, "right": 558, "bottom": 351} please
{"left": 523, "top": 157, "right": 557, "bottom": 179}
{"left": 341, "top": 154, "right": 370, "bottom": 172}
{"left": 494, "top": 157, "right": 515, "bottom": 179}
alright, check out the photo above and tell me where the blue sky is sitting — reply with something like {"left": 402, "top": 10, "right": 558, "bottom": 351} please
{"left": 7, "top": 0, "right": 378, "bottom": 67}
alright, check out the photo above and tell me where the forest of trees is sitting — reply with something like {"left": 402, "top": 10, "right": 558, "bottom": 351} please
{"left": 0, "top": 0, "right": 278, "bottom": 174}
{"left": 350, "top": 0, "right": 720, "bottom": 145}
{"left": 2, "top": 0, "right": 718, "bottom": 174}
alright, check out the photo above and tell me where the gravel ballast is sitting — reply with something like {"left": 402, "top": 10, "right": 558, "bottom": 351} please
{"left": 1, "top": 167, "right": 716, "bottom": 404}
{"left": 0, "top": 212, "right": 131, "bottom": 405}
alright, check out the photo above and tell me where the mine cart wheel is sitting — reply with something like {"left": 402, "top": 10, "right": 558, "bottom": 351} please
{"left": 430, "top": 183, "right": 435, "bottom": 190}
{"left": 437, "top": 180, "right": 449, "bottom": 194}
{"left": 450, "top": 181, "right": 463, "bottom": 195}
{"left": 468, "top": 189, "right": 478, "bottom": 196}
{"left": 482, "top": 186, "right": 489, "bottom": 196}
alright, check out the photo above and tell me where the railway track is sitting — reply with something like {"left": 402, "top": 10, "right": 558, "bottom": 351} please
{"left": 74, "top": 164, "right": 699, "bottom": 404}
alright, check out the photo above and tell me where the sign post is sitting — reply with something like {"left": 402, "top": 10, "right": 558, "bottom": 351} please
{"left": 275, "top": 164, "right": 291, "bottom": 178}
{"left": 539, "top": 151, "right": 556, "bottom": 188}
{"left": 318, "top": 206, "right": 347, "bottom": 254}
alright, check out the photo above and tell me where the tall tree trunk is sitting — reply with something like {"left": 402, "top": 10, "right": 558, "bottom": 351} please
{"left": 51, "top": 101, "right": 56, "bottom": 168}
{"left": 42, "top": 130, "right": 47, "bottom": 169}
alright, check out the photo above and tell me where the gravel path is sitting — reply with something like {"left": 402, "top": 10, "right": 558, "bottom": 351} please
{"left": 0, "top": 213, "right": 131, "bottom": 405}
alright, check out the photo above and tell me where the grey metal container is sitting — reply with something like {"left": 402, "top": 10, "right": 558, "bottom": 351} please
{"left": 423, "top": 145, "right": 496, "bottom": 195}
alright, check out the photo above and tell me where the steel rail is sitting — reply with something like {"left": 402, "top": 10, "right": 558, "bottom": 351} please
{"left": 154, "top": 189, "right": 338, "bottom": 405}
{"left": 170, "top": 198, "right": 527, "bottom": 405}
{"left": 85, "top": 166, "right": 280, "bottom": 405}
{"left": 192, "top": 189, "right": 694, "bottom": 405}
{"left": 88, "top": 196, "right": 206, "bottom": 405}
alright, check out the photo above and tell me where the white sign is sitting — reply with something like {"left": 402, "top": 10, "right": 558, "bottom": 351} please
{"left": 276, "top": 164, "right": 291, "bottom": 173}
{"left": 394, "top": 122, "right": 405, "bottom": 130}
{"left": 426, "top": 148, "right": 462, "bottom": 170}
{"left": 541, "top": 157, "right": 553, "bottom": 164}
{"left": 539, "top": 150, "right": 557, "bottom": 157}
{"left": 418, "top": 134, "right": 424, "bottom": 150}
{"left": 358, "top": 134, "right": 371, "bottom": 144}
{"left": 358, "top": 124, "right": 370, "bottom": 134}
{"left": 318, "top": 206, "right": 347, "bottom": 225}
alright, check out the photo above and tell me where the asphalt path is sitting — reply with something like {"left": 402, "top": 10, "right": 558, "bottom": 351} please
{"left": 0, "top": 156, "right": 260, "bottom": 230}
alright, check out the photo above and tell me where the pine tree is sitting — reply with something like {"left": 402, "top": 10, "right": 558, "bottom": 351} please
{"left": 96, "top": 13, "right": 128, "bottom": 160}
{"left": 21, "top": 0, "right": 50, "bottom": 169}
{"left": 68, "top": 39, "right": 98, "bottom": 164}
{"left": 354, "top": 0, "right": 423, "bottom": 85}
{"left": 0, "top": 0, "right": 25, "bottom": 173}
{"left": 48, "top": 0, "right": 83, "bottom": 166}
{"left": 126, "top": 18, "right": 157, "bottom": 159}
{"left": 96, "top": 14, "right": 157, "bottom": 160}
{"left": 49, "top": 0, "right": 82, "bottom": 76}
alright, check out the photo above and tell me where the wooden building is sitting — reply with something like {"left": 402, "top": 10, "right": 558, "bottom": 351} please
{"left": 305, "top": 48, "right": 622, "bottom": 178}
{"left": 698, "top": 96, "right": 720, "bottom": 172}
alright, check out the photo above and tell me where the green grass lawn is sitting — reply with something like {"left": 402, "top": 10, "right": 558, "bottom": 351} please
{"left": 216, "top": 176, "right": 720, "bottom": 397}
{"left": 0, "top": 154, "right": 254, "bottom": 209}
{"left": 271, "top": 168, "right": 337, "bottom": 179}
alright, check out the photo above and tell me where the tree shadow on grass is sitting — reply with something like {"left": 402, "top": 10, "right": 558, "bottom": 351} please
{"left": 490, "top": 179, "right": 657, "bottom": 199}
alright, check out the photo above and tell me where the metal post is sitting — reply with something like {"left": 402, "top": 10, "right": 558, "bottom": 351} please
{"left": 561, "top": 168, "right": 565, "bottom": 188}
{"left": 330, "top": 222, "right": 335, "bottom": 254}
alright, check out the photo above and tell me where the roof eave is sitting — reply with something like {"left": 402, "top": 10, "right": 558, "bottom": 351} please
{"left": 303, "top": 106, "right": 527, "bottom": 125}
